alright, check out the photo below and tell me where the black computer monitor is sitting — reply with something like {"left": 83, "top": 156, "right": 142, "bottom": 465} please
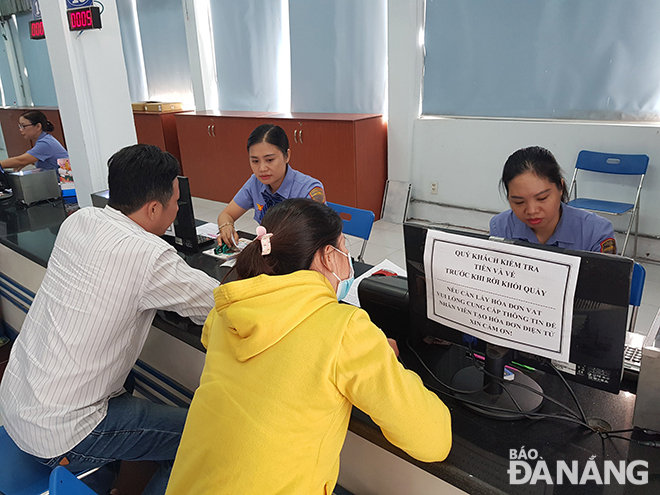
{"left": 162, "top": 176, "right": 215, "bottom": 253}
{"left": 404, "top": 222, "right": 632, "bottom": 419}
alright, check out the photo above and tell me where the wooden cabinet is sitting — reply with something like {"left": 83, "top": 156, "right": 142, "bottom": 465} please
{"left": 0, "top": 106, "right": 66, "bottom": 157}
{"left": 174, "top": 111, "right": 276, "bottom": 203}
{"left": 0, "top": 106, "right": 182, "bottom": 167}
{"left": 267, "top": 113, "right": 387, "bottom": 216}
{"left": 133, "top": 111, "right": 183, "bottom": 167}
{"left": 175, "top": 111, "right": 387, "bottom": 218}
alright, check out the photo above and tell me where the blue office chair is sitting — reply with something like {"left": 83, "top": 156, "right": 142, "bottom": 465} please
{"left": 327, "top": 202, "right": 375, "bottom": 263}
{"left": 0, "top": 425, "right": 52, "bottom": 495}
{"left": 0, "top": 425, "right": 99, "bottom": 495}
{"left": 628, "top": 262, "right": 646, "bottom": 333}
{"left": 49, "top": 466, "right": 97, "bottom": 495}
{"left": 567, "top": 150, "right": 649, "bottom": 257}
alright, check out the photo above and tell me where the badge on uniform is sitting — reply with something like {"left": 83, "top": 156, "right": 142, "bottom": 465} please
{"left": 600, "top": 238, "right": 616, "bottom": 254}
{"left": 309, "top": 186, "right": 325, "bottom": 203}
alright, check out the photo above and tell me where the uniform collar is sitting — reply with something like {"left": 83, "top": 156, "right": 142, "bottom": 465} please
{"left": 258, "top": 165, "right": 294, "bottom": 199}
{"left": 545, "top": 203, "right": 577, "bottom": 246}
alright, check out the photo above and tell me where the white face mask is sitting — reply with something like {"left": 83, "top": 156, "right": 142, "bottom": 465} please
{"left": 331, "top": 246, "right": 355, "bottom": 301}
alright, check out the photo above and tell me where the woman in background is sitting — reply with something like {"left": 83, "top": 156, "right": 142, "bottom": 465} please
{"left": 0, "top": 110, "right": 68, "bottom": 172}
{"left": 167, "top": 199, "right": 451, "bottom": 495}
{"left": 490, "top": 146, "right": 616, "bottom": 254}
{"left": 216, "top": 123, "right": 325, "bottom": 248}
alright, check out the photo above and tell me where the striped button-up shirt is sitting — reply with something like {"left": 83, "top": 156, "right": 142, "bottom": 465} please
{"left": 0, "top": 206, "right": 218, "bottom": 457}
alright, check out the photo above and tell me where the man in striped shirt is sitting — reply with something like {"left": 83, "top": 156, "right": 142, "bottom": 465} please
{"left": 0, "top": 144, "right": 219, "bottom": 494}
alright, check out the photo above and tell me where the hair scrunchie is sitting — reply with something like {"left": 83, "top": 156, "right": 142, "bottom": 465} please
{"left": 255, "top": 226, "right": 273, "bottom": 255}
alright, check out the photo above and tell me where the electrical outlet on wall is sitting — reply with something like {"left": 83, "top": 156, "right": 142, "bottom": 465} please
{"left": 431, "top": 181, "right": 438, "bottom": 194}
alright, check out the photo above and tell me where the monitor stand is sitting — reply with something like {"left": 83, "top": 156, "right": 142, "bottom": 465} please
{"left": 451, "top": 344, "right": 544, "bottom": 420}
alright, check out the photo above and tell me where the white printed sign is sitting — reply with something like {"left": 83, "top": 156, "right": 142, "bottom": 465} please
{"left": 424, "top": 230, "right": 580, "bottom": 362}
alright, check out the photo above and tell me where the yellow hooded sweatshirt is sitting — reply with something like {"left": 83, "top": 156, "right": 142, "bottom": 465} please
{"left": 166, "top": 270, "right": 451, "bottom": 495}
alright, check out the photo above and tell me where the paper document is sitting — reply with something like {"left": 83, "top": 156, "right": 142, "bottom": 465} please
{"left": 344, "top": 259, "right": 407, "bottom": 307}
{"left": 423, "top": 229, "right": 580, "bottom": 362}
{"left": 202, "top": 238, "right": 250, "bottom": 264}
{"left": 196, "top": 222, "right": 219, "bottom": 239}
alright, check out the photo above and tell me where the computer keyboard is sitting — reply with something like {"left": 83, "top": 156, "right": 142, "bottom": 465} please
{"left": 196, "top": 234, "right": 216, "bottom": 247}
{"left": 624, "top": 344, "right": 643, "bottom": 373}
{"left": 623, "top": 331, "right": 646, "bottom": 376}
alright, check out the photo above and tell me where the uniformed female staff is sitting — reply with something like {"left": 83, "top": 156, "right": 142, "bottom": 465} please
{"left": 216, "top": 123, "right": 325, "bottom": 248}
{"left": 490, "top": 146, "right": 617, "bottom": 254}
{"left": 0, "top": 110, "right": 68, "bottom": 172}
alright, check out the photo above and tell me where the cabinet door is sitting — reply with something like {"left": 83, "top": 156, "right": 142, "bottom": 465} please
{"left": 161, "top": 113, "right": 182, "bottom": 165}
{"left": 134, "top": 113, "right": 166, "bottom": 150}
{"left": 354, "top": 117, "right": 387, "bottom": 217}
{"left": 175, "top": 115, "right": 222, "bottom": 200}
{"left": 277, "top": 119, "right": 356, "bottom": 206}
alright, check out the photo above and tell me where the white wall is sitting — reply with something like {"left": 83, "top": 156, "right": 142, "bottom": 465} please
{"left": 41, "top": 0, "right": 137, "bottom": 207}
{"left": 389, "top": 0, "right": 660, "bottom": 239}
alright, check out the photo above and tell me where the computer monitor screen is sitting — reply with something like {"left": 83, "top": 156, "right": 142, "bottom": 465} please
{"left": 404, "top": 222, "right": 632, "bottom": 410}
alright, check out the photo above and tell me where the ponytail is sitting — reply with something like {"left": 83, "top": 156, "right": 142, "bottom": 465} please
{"left": 235, "top": 238, "right": 277, "bottom": 278}
{"left": 235, "top": 198, "right": 343, "bottom": 280}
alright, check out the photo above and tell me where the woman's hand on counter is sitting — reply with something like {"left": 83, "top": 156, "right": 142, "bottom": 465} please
{"left": 218, "top": 223, "right": 239, "bottom": 250}
{"left": 217, "top": 201, "right": 248, "bottom": 250}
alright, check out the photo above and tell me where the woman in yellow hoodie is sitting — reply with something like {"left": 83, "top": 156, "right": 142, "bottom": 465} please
{"left": 166, "top": 199, "right": 452, "bottom": 495}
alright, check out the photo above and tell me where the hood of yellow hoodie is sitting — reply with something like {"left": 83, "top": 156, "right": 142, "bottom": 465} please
{"left": 213, "top": 270, "right": 338, "bottom": 362}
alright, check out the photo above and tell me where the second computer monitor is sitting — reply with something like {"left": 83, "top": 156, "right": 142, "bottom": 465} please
{"left": 404, "top": 222, "right": 632, "bottom": 395}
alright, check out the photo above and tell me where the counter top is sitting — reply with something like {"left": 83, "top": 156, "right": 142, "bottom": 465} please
{"left": 3, "top": 199, "right": 659, "bottom": 494}
{"left": 350, "top": 340, "right": 660, "bottom": 494}
{"left": 0, "top": 198, "right": 232, "bottom": 275}
{"left": 0, "top": 198, "right": 71, "bottom": 268}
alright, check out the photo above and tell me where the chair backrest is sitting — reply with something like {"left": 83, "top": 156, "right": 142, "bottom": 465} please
{"left": 630, "top": 262, "right": 646, "bottom": 308}
{"left": 0, "top": 425, "right": 52, "bottom": 495}
{"left": 326, "top": 202, "right": 375, "bottom": 241}
{"left": 628, "top": 262, "right": 646, "bottom": 333}
{"left": 49, "top": 466, "right": 97, "bottom": 495}
{"left": 575, "top": 150, "right": 649, "bottom": 176}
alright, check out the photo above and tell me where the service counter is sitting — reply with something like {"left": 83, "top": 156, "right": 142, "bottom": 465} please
{"left": 1, "top": 200, "right": 659, "bottom": 495}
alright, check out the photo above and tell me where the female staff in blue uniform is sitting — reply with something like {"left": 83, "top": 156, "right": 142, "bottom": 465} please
{"left": 490, "top": 146, "right": 616, "bottom": 254}
{"left": 0, "top": 110, "right": 68, "bottom": 172}
{"left": 216, "top": 123, "right": 325, "bottom": 248}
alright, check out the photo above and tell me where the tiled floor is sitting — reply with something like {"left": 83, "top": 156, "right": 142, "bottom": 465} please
{"left": 192, "top": 196, "right": 660, "bottom": 338}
